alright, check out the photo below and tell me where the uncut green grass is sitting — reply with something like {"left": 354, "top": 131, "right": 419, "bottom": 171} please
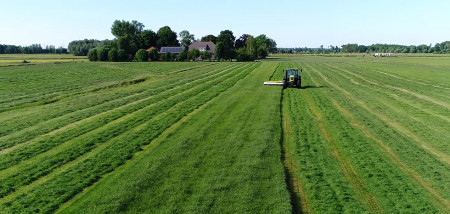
{"left": 303, "top": 62, "right": 450, "bottom": 202}
{"left": 60, "top": 62, "right": 291, "bottom": 214}
{"left": 284, "top": 88, "right": 368, "bottom": 213}
{"left": 261, "top": 55, "right": 449, "bottom": 212}
{"left": 298, "top": 60, "right": 448, "bottom": 212}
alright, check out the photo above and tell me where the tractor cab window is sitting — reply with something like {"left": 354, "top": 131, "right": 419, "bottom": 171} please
{"left": 287, "top": 70, "right": 297, "bottom": 76}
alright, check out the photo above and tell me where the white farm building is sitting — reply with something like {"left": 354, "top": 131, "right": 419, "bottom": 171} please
{"left": 373, "top": 53, "right": 395, "bottom": 57}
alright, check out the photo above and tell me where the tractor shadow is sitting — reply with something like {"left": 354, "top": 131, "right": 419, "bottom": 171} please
{"left": 301, "top": 85, "right": 326, "bottom": 89}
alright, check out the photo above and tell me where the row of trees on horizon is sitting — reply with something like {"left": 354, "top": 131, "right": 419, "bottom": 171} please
{"left": 0, "top": 44, "right": 68, "bottom": 54}
{"left": 277, "top": 42, "right": 450, "bottom": 54}
{"left": 3, "top": 42, "right": 449, "bottom": 56}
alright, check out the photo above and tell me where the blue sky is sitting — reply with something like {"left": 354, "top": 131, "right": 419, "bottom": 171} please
{"left": 1, "top": 0, "right": 449, "bottom": 48}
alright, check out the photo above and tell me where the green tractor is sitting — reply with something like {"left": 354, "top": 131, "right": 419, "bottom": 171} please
{"left": 283, "top": 68, "right": 302, "bottom": 89}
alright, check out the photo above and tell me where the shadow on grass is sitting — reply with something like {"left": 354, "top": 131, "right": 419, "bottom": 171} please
{"left": 301, "top": 85, "right": 326, "bottom": 89}
{"left": 260, "top": 57, "right": 282, "bottom": 61}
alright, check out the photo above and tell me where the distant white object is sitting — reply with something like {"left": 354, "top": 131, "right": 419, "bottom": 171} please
{"left": 374, "top": 53, "right": 394, "bottom": 57}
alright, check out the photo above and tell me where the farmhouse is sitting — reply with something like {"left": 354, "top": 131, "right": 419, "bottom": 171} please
{"left": 160, "top": 47, "right": 184, "bottom": 55}
{"left": 189, "top": 41, "right": 215, "bottom": 53}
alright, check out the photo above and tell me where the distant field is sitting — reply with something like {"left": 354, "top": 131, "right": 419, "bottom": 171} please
{"left": 0, "top": 54, "right": 86, "bottom": 66}
{"left": 0, "top": 54, "right": 449, "bottom": 213}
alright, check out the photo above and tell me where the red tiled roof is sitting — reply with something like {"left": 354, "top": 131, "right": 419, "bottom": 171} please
{"left": 146, "top": 46, "right": 157, "bottom": 51}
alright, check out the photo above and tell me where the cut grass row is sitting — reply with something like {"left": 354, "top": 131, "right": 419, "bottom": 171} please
{"left": 0, "top": 62, "right": 219, "bottom": 133}
{"left": 0, "top": 63, "right": 257, "bottom": 200}
{"left": 0, "top": 62, "right": 214, "bottom": 111}
{"left": 0, "top": 63, "right": 259, "bottom": 213}
{"left": 0, "top": 63, "right": 236, "bottom": 150}
{"left": 0, "top": 63, "right": 242, "bottom": 168}
{"left": 58, "top": 62, "right": 291, "bottom": 214}
{"left": 0, "top": 54, "right": 86, "bottom": 67}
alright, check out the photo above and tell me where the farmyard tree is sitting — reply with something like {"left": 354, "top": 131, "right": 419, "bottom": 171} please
{"left": 157, "top": 26, "right": 179, "bottom": 48}
{"left": 201, "top": 34, "right": 217, "bottom": 43}
{"left": 179, "top": 30, "right": 195, "bottom": 49}
{"left": 97, "top": 46, "right": 111, "bottom": 61}
{"left": 87, "top": 48, "right": 98, "bottom": 61}
{"left": 235, "top": 34, "right": 250, "bottom": 49}
{"left": 216, "top": 30, "right": 236, "bottom": 61}
{"left": 188, "top": 49, "right": 201, "bottom": 61}
{"left": 201, "top": 51, "right": 212, "bottom": 61}
{"left": 111, "top": 20, "right": 144, "bottom": 39}
{"left": 108, "top": 49, "right": 119, "bottom": 62}
{"left": 111, "top": 20, "right": 145, "bottom": 55}
{"left": 148, "top": 48, "right": 159, "bottom": 61}
{"left": 138, "top": 30, "right": 158, "bottom": 50}
{"left": 177, "top": 49, "right": 188, "bottom": 61}
{"left": 117, "top": 49, "right": 128, "bottom": 62}
{"left": 135, "top": 49, "right": 149, "bottom": 62}
{"left": 160, "top": 52, "right": 175, "bottom": 61}
{"left": 255, "top": 34, "right": 276, "bottom": 58}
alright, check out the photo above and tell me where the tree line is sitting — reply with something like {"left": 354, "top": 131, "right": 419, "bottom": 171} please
{"left": 83, "top": 20, "right": 277, "bottom": 62}
{"left": 0, "top": 44, "right": 67, "bottom": 54}
{"left": 277, "top": 41, "right": 450, "bottom": 54}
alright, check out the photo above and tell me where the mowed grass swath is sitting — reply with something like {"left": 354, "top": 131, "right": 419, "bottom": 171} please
{"left": 0, "top": 55, "right": 449, "bottom": 213}
{"left": 0, "top": 61, "right": 270, "bottom": 213}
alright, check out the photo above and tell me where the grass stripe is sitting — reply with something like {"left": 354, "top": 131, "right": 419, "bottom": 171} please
{"left": 0, "top": 63, "right": 258, "bottom": 213}
{"left": 0, "top": 63, "right": 236, "bottom": 152}
{"left": 0, "top": 63, "right": 255, "bottom": 199}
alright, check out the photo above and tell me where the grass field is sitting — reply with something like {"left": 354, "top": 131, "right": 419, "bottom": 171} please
{"left": 0, "top": 54, "right": 86, "bottom": 67}
{"left": 0, "top": 54, "right": 449, "bottom": 213}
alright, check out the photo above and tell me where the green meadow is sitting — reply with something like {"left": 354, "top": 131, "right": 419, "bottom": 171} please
{"left": 0, "top": 54, "right": 449, "bottom": 213}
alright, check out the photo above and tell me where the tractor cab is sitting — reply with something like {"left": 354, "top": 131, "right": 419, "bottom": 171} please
{"left": 283, "top": 69, "right": 302, "bottom": 89}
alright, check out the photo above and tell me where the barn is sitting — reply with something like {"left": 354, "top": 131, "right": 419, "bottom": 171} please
{"left": 159, "top": 47, "right": 184, "bottom": 55}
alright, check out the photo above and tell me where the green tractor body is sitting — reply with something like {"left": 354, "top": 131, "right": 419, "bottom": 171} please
{"left": 283, "top": 69, "right": 302, "bottom": 89}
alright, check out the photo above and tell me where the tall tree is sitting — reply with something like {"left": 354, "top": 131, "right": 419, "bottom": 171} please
{"left": 117, "top": 35, "right": 135, "bottom": 54}
{"left": 138, "top": 30, "right": 158, "bottom": 49}
{"left": 111, "top": 20, "right": 144, "bottom": 55}
{"left": 157, "top": 26, "right": 179, "bottom": 48}
{"left": 111, "top": 20, "right": 144, "bottom": 38}
{"left": 216, "top": 30, "right": 236, "bottom": 61}
{"left": 235, "top": 34, "right": 250, "bottom": 49}
{"left": 201, "top": 34, "right": 217, "bottom": 43}
{"left": 179, "top": 30, "right": 195, "bottom": 49}
{"left": 255, "top": 34, "right": 276, "bottom": 58}
{"left": 245, "top": 35, "right": 257, "bottom": 59}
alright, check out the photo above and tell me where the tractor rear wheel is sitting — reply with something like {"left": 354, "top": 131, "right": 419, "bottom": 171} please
{"left": 297, "top": 79, "right": 302, "bottom": 89}
{"left": 283, "top": 80, "right": 287, "bottom": 89}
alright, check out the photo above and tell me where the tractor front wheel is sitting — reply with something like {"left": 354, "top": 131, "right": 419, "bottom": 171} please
{"left": 297, "top": 79, "right": 302, "bottom": 89}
